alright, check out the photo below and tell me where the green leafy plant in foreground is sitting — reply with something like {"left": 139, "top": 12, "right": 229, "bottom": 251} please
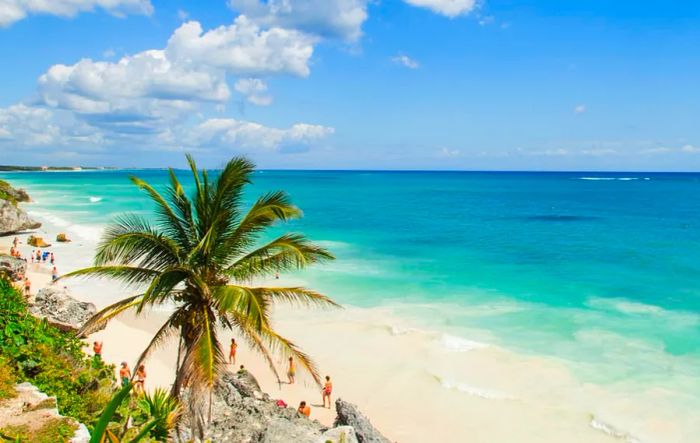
{"left": 0, "top": 277, "right": 115, "bottom": 427}
{"left": 66, "top": 155, "right": 339, "bottom": 434}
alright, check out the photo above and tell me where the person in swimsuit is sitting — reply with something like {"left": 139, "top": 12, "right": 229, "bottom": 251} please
{"left": 93, "top": 341, "right": 103, "bottom": 360}
{"left": 119, "top": 362, "right": 131, "bottom": 387}
{"left": 322, "top": 375, "right": 333, "bottom": 409}
{"left": 287, "top": 357, "right": 296, "bottom": 384}
{"left": 50, "top": 253, "right": 55, "bottom": 265}
{"left": 52, "top": 267, "right": 59, "bottom": 282}
{"left": 297, "top": 401, "right": 311, "bottom": 417}
{"left": 23, "top": 278, "right": 30, "bottom": 296}
{"left": 229, "top": 338, "right": 237, "bottom": 364}
{"left": 237, "top": 365, "right": 247, "bottom": 375}
{"left": 134, "top": 364, "right": 146, "bottom": 394}
{"left": 13, "top": 237, "right": 18, "bottom": 248}
{"left": 35, "top": 250, "right": 41, "bottom": 262}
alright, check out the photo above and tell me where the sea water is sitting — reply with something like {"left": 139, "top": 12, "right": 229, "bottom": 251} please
{"left": 3, "top": 169, "right": 700, "bottom": 440}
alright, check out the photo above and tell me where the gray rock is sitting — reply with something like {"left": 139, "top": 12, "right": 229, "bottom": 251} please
{"left": 0, "top": 200, "right": 40, "bottom": 235}
{"left": 261, "top": 417, "right": 321, "bottom": 443}
{"left": 0, "top": 254, "right": 27, "bottom": 280}
{"left": 334, "top": 399, "right": 390, "bottom": 443}
{"left": 319, "top": 426, "right": 359, "bottom": 443}
{"left": 29, "top": 286, "right": 99, "bottom": 334}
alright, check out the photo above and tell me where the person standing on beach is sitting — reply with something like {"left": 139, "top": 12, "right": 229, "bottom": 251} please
{"left": 23, "top": 278, "right": 30, "bottom": 297}
{"left": 93, "top": 341, "right": 103, "bottom": 361}
{"left": 229, "top": 338, "right": 237, "bottom": 364}
{"left": 30, "top": 250, "right": 34, "bottom": 263}
{"left": 13, "top": 237, "right": 18, "bottom": 248}
{"left": 322, "top": 375, "right": 333, "bottom": 408}
{"left": 119, "top": 362, "right": 131, "bottom": 387}
{"left": 50, "top": 253, "right": 55, "bottom": 265}
{"left": 52, "top": 267, "right": 59, "bottom": 282}
{"left": 134, "top": 364, "right": 146, "bottom": 394}
{"left": 297, "top": 401, "right": 311, "bottom": 417}
{"left": 287, "top": 356, "right": 296, "bottom": 384}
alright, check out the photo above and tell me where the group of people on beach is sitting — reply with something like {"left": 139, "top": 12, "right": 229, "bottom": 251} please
{"left": 92, "top": 340, "right": 148, "bottom": 394}
{"left": 229, "top": 338, "right": 334, "bottom": 418}
{"left": 7, "top": 236, "right": 61, "bottom": 297}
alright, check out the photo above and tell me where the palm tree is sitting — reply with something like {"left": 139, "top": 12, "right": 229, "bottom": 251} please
{"left": 67, "top": 155, "right": 337, "bottom": 428}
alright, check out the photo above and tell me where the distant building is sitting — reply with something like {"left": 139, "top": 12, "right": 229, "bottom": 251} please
{"left": 40, "top": 166, "right": 48, "bottom": 171}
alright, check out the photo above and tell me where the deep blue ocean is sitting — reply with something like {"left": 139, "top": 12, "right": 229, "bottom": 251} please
{"left": 3, "top": 169, "right": 699, "bottom": 391}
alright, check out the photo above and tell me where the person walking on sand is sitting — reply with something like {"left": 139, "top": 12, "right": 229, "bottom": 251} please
{"left": 119, "top": 362, "right": 131, "bottom": 387}
{"left": 52, "top": 267, "right": 59, "bottom": 283}
{"left": 297, "top": 401, "right": 311, "bottom": 417}
{"left": 13, "top": 237, "right": 19, "bottom": 248}
{"left": 322, "top": 375, "right": 333, "bottom": 408}
{"left": 134, "top": 364, "right": 146, "bottom": 394}
{"left": 229, "top": 338, "right": 237, "bottom": 364}
{"left": 287, "top": 356, "right": 296, "bottom": 384}
{"left": 30, "top": 250, "right": 34, "bottom": 263}
{"left": 50, "top": 253, "right": 55, "bottom": 265}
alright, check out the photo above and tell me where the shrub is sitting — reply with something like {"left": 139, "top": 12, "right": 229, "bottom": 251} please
{"left": 0, "top": 277, "right": 115, "bottom": 427}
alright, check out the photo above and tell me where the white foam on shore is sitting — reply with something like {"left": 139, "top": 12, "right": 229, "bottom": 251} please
{"left": 89, "top": 196, "right": 103, "bottom": 203}
{"left": 28, "top": 210, "right": 104, "bottom": 243}
{"left": 590, "top": 416, "right": 642, "bottom": 443}
{"left": 578, "top": 177, "right": 648, "bottom": 181}
{"left": 439, "top": 334, "right": 488, "bottom": 352}
{"left": 438, "top": 377, "right": 514, "bottom": 400}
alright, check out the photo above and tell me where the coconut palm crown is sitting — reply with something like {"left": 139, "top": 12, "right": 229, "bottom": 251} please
{"left": 67, "top": 155, "right": 337, "bottom": 404}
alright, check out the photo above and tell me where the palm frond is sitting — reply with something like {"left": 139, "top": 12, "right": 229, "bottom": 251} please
{"left": 212, "top": 285, "right": 271, "bottom": 331}
{"left": 62, "top": 265, "right": 159, "bottom": 287}
{"left": 248, "top": 286, "right": 340, "bottom": 308}
{"left": 225, "top": 233, "right": 334, "bottom": 280}
{"left": 77, "top": 294, "right": 144, "bottom": 336}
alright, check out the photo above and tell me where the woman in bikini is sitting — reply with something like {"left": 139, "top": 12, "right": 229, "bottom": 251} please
{"left": 322, "top": 375, "right": 333, "bottom": 408}
{"left": 287, "top": 357, "right": 296, "bottom": 384}
{"left": 134, "top": 364, "right": 146, "bottom": 394}
{"left": 119, "top": 362, "right": 131, "bottom": 388}
{"left": 229, "top": 338, "right": 237, "bottom": 364}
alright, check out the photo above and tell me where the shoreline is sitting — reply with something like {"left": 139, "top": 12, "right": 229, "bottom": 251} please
{"left": 2, "top": 205, "right": 700, "bottom": 442}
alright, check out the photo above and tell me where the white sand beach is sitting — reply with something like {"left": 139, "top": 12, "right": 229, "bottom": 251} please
{"left": 3, "top": 219, "right": 699, "bottom": 443}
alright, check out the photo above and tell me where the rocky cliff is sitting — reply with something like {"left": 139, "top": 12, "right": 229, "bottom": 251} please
{"left": 0, "top": 180, "right": 40, "bottom": 235}
{"left": 178, "top": 371, "right": 390, "bottom": 443}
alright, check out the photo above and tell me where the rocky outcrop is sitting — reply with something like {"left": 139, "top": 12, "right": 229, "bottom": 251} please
{"left": 29, "top": 286, "right": 100, "bottom": 334}
{"left": 0, "top": 181, "right": 30, "bottom": 203}
{"left": 0, "top": 382, "right": 89, "bottom": 443}
{"left": 177, "top": 372, "right": 376, "bottom": 443}
{"left": 0, "top": 254, "right": 27, "bottom": 280}
{"left": 0, "top": 199, "right": 40, "bottom": 235}
{"left": 335, "top": 399, "right": 391, "bottom": 443}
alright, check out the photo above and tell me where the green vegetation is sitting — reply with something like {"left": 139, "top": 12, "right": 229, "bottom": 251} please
{"left": 67, "top": 154, "right": 338, "bottom": 434}
{"left": 0, "top": 277, "right": 114, "bottom": 426}
{"left": 0, "top": 357, "right": 16, "bottom": 401}
{"left": 0, "top": 418, "right": 78, "bottom": 443}
{"left": 0, "top": 180, "right": 18, "bottom": 205}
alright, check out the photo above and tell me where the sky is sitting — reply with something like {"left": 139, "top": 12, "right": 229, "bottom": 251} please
{"left": 0, "top": 0, "right": 699, "bottom": 171}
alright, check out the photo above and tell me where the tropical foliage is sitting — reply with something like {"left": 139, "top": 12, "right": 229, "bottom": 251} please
{"left": 0, "top": 277, "right": 115, "bottom": 426}
{"left": 67, "top": 155, "right": 337, "bottom": 427}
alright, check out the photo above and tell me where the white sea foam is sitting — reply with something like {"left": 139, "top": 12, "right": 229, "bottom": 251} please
{"left": 89, "top": 196, "right": 103, "bottom": 203}
{"left": 590, "top": 416, "right": 642, "bottom": 443}
{"left": 439, "top": 334, "right": 488, "bottom": 352}
{"left": 389, "top": 325, "right": 419, "bottom": 336}
{"left": 28, "top": 210, "right": 104, "bottom": 243}
{"left": 439, "top": 377, "right": 513, "bottom": 400}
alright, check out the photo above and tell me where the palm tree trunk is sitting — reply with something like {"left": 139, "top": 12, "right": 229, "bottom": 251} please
{"left": 208, "top": 388, "right": 213, "bottom": 424}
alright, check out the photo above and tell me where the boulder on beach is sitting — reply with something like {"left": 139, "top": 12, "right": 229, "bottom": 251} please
{"left": 0, "top": 254, "right": 27, "bottom": 280}
{"left": 29, "top": 286, "right": 100, "bottom": 335}
{"left": 0, "top": 200, "right": 41, "bottom": 235}
{"left": 56, "top": 233, "right": 71, "bottom": 242}
{"left": 27, "top": 235, "right": 50, "bottom": 248}
{"left": 334, "top": 399, "right": 391, "bottom": 443}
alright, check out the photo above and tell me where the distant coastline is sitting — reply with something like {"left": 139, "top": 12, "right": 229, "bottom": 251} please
{"left": 0, "top": 165, "right": 117, "bottom": 172}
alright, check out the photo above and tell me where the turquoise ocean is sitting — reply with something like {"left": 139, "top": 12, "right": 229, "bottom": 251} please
{"left": 3, "top": 169, "right": 699, "bottom": 422}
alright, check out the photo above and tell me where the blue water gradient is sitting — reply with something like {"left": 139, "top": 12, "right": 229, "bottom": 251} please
{"left": 3, "top": 169, "right": 699, "bottom": 389}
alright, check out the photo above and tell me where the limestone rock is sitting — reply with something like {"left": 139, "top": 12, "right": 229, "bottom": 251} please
{"left": 319, "top": 426, "right": 359, "bottom": 443}
{"left": 0, "top": 254, "right": 27, "bottom": 280}
{"left": 27, "top": 235, "right": 50, "bottom": 247}
{"left": 334, "top": 399, "right": 390, "bottom": 443}
{"left": 0, "top": 382, "right": 88, "bottom": 443}
{"left": 0, "top": 200, "right": 41, "bottom": 235}
{"left": 29, "top": 286, "right": 99, "bottom": 334}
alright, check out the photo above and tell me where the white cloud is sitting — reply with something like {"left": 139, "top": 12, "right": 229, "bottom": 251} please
{"left": 680, "top": 144, "right": 700, "bottom": 153}
{"left": 391, "top": 54, "right": 420, "bottom": 69}
{"left": 177, "top": 9, "right": 189, "bottom": 21}
{"left": 234, "top": 78, "right": 273, "bottom": 106}
{"left": 478, "top": 15, "right": 495, "bottom": 26}
{"left": 36, "top": 17, "right": 314, "bottom": 126}
{"left": 0, "top": 104, "right": 103, "bottom": 147}
{"left": 189, "top": 118, "right": 334, "bottom": 150}
{"left": 0, "top": 0, "right": 153, "bottom": 27}
{"left": 229, "top": 0, "right": 369, "bottom": 41}
{"left": 403, "top": 0, "right": 478, "bottom": 18}
{"left": 574, "top": 104, "right": 586, "bottom": 114}
{"left": 437, "top": 147, "right": 462, "bottom": 158}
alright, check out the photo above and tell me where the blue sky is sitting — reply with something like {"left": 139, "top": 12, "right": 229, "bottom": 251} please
{"left": 0, "top": 0, "right": 699, "bottom": 170}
